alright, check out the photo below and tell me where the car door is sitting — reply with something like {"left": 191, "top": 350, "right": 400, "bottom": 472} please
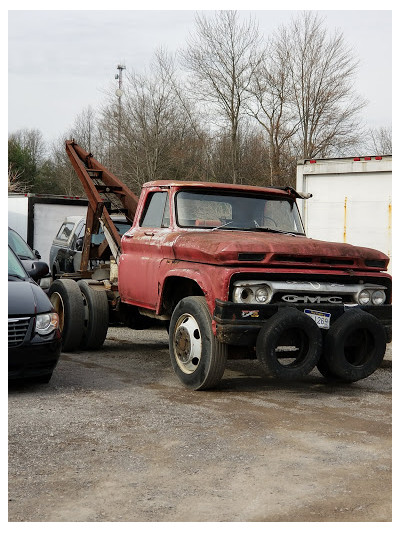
{"left": 120, "top": 189, "right": 170, "bottom": 308}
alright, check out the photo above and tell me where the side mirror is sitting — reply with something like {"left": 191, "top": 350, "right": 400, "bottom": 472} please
{"left": 75, "top": 237, "right": 84, "bottom": 251}
{"left": 27, "top": 261, "right": 49, "bottom": 282}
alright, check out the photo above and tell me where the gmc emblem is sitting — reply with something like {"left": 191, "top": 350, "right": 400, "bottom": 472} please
{"left": 281, "top": 295, "right": 343, "bottom": 304}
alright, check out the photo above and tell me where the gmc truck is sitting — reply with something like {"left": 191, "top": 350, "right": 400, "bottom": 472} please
{"left": 47, "top": 141, "right": 392, "bottom": 390}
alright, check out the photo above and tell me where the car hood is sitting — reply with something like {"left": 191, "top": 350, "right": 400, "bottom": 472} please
{"left": 170, "top": 230, "right": 390, "bottom": 270}
{"left": 8, "top": 279, "right": 53, "bottom": 317}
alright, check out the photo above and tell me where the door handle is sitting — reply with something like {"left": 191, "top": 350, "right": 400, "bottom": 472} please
{"left": 144, "top": 231, "right": 155, "bottom": 236}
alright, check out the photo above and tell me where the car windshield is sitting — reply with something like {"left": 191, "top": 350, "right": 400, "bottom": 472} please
{"left": 8, "top": 247, "right": 28, "bottom": 279}
{"left": 8, "top": 228, "right": 35, "bottom": 260}
{"left": 176, "top": 191, "right": 305, "bottom": 234}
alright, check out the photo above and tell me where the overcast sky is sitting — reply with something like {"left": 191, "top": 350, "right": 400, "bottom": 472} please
{"left": 8, "top": 7, "right": 392, "bottom": 146}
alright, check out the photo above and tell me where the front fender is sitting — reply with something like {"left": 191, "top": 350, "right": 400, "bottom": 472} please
{"left": 157, "top": 260, "right": 226, "bottom": 317}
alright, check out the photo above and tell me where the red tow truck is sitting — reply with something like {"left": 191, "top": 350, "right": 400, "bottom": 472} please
{"left": 48, "top": 140, "right": 392, "bottom": 390}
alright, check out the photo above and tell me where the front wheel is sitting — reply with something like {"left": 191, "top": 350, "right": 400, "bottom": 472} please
{"left": 169, "top": 296, "right": 227, "bottom": 390}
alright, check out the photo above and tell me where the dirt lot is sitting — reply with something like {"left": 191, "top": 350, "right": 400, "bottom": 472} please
{"left": 8, "top": 327, "right": 392, "bottom": 522}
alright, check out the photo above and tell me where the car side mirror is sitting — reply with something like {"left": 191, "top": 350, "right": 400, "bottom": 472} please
{"left": 75, "top": 237, "right": 84, "bottom": 251}
{"left": 27, "top": 261, "right": 49, "bottom": 282}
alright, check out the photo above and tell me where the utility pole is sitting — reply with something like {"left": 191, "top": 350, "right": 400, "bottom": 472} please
{"left": 115, "top": 64, "right": 126, "bottom": 146}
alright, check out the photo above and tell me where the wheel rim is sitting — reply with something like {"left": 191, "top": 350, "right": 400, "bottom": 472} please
{"left": 50, "top": 291, "right": 65, "bottom": 332}
{"left": 173, "top": 313, "right": 202, "bottom": 374}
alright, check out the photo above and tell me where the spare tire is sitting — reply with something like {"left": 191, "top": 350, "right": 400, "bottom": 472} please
{"left": 256, "top": 308, "right": 323, "bottom": 380}
{"left": 317, "top": 353, "right": 353, "bottom": 383}
{"left": 324, "top": 308, "right": 386, "bottom": 382}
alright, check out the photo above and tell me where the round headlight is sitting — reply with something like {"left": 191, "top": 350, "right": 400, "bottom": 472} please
{"left": 372, "top": 290, "right": 386, "bottom": 305}
{"left": 358, "top": 290, "right": 371, "bottom": 305}
{"left": 255, "top": 287, "right": 270, "bottom": 303}
{"left": 240, "top": 288, "right": 253, "bottom": 302}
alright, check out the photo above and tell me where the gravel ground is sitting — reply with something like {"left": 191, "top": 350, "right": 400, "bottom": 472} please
{"left": 8, "top": 328, "right": 392, "bottom": 522}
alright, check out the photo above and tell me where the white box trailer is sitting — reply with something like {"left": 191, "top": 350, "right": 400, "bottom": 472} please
{"left": 296, "top": 155, "right": 392, "bottom": 273}
{"left": 8, "top": 194, "right": 88, "bottom": 266}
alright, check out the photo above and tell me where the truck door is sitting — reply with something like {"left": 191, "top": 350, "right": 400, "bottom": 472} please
{"left": 120, "top": 190, "right": 170, "bottom": 308}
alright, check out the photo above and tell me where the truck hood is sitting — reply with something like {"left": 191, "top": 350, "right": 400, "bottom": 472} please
{"left": 170, "top": 230, "right": 389, "bottom": 271}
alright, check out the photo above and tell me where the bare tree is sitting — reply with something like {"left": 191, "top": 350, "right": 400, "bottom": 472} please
{"left": 122, "top": 59, "right": 178, "bottom": 186}
{"left": 99, "top": 49, "right": 211, "bottom": 192}
{"left": 8, "top": 165, "right": 28, "bottom": 193}
{"left": 69, "top": 106, "right": 99, "bottom": 154}
{"left": 181, "top": 10, "right": 263, "bottom": 183}
{"left": 279, "top": 12, "right": 366, "bottom": 159}
{"left": 48, "top": 135, "right": 85, "bottom": 196}
{"left": 367, "top": 125, "right": 392, "bottom": 155}
{"left": 246, "top": 36, "right": 300, "bottom": 186}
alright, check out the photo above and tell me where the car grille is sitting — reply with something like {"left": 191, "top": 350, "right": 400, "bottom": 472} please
{"left": 8, "top": 317, "right": 31, "bottom": 347}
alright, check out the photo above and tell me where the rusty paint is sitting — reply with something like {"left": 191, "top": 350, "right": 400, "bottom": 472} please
{"left": 343, "top": 196, "right": 348, "bottom": 243}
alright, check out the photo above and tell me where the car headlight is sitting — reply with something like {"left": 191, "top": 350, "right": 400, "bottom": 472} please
{"left": 358, "top": 290, "right": 371, "bottom": 305}
{"left": 255, "top": 287, "right": 271, "bottom": 303}
{"left": 233, "top": 283, "right": 272, "bottom": 304}
{"left": 372, "top": 290, "right": 386, "bottom": 305}
{"left": 35, "top": 312, "right": 59, "bottom": 335}
{"left": 233, "top": 287, "right": 254, "bottom": 303}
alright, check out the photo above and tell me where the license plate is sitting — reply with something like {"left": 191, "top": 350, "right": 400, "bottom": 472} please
{"left": 304, "top": 309, "right": 331, "bottom": 329}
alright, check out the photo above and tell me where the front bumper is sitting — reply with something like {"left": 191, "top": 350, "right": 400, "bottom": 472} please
{"left": 213, "top": 300, "right": 392, "bottom": 346}
{"left": 8, "top": 332, "right": 62, "bottom": 380}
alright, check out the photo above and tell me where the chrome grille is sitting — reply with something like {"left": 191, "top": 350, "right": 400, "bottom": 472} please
{"left": 8, "top": 317, "right": 31, "bottom": 347}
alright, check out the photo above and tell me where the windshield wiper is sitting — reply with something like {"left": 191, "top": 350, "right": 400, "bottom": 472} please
{"left": 212, "top": 222, "right": 302, "bottom": 236}
{"left": 251, "top": 227, "right": 303, "bottom": 236}
{"left": 211, "top": 221, "right": 235, "bottom": 231}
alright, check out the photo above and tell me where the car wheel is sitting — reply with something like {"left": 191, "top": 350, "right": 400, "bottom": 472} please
{"left": 256, "top": 308, "right": 323, "bottom": 380}
{"left": 48, "top": 279, "right": 84, "bottom": 352}
{"left": 77, "top": 280, "right": 109, "bottom": 350}
{"left": 169, "top": 296, "right": 227, "bottom": 390}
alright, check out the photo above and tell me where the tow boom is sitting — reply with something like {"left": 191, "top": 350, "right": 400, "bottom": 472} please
{"left": 65, "top": 140, "right": 139, "bottom": 271}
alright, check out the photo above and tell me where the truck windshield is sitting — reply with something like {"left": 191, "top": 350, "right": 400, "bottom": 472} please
{"left": 176, "top": 191, "right": 305, "bottom": 234}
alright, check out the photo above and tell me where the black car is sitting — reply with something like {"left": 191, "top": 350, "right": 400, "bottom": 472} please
{"left": 8, "top": 227, "right": 51, "bottom": 290}
{"left": 8, "top": 246, "right": 62, "bottom": 383}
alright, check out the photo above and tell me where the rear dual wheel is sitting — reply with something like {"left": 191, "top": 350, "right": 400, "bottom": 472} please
{"left": 77, "top": 280, "right": 109, "bottom": 350}
{"left": 48, "top": 279, "right": 84, "bottom": 352}
{"left": 48, "top": 279, "right": 108, "bottom": 352}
